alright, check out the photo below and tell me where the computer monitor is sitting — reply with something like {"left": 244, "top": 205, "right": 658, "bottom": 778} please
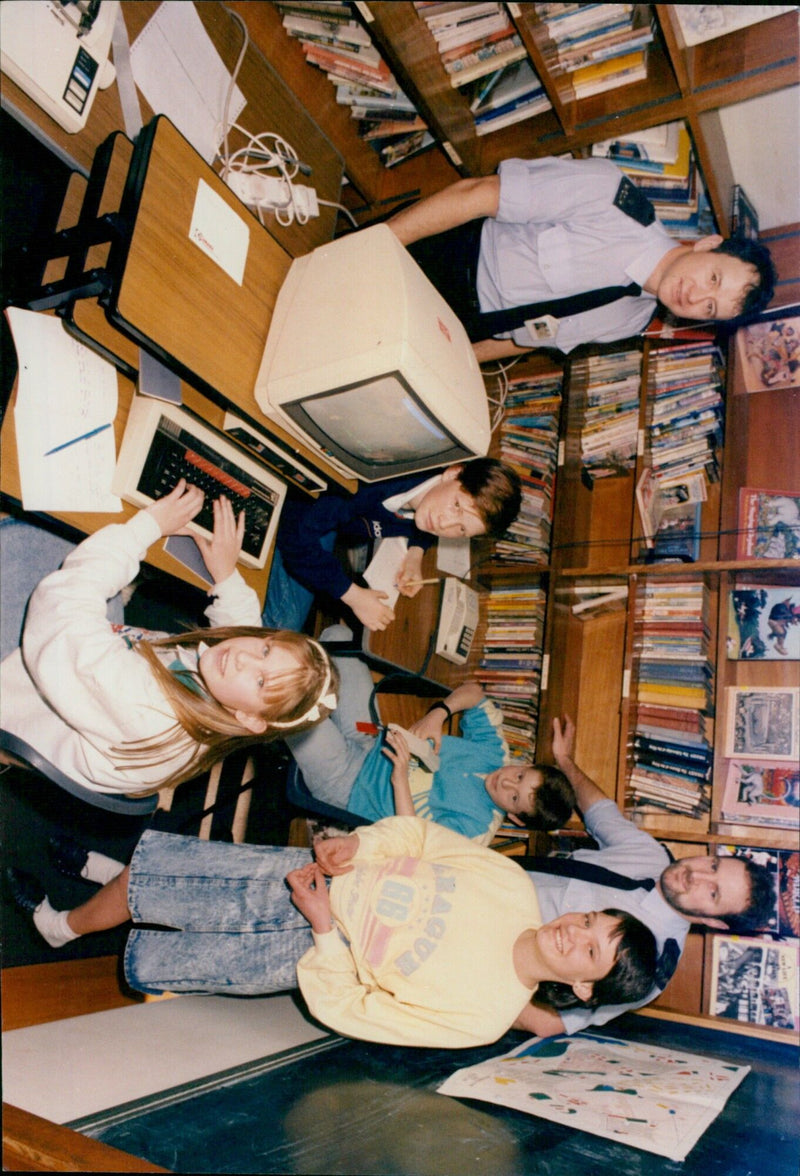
{"left": 254, "top": 224, "right": 490, "bottom": 482}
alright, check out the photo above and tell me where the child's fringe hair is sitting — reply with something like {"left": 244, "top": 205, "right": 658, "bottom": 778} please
{"left": 114, "top": 627, "right": 338, "bottom": 793}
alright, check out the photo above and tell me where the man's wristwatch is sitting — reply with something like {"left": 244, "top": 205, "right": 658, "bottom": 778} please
{"left": 427, "top": 700, "right": 452, "bottom": 721}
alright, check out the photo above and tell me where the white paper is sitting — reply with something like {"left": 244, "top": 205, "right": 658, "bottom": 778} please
{"left": 189, "top": 178, "right": 249, "bottom": 285}
{"left": 436, "top": 536, "right": 472, "bottom": 578}
{"left": 130, "top": 0, "right": 246, "bottom": 164}
{"left": 363, "top": 535, "right": 408, "bottom": 608}
{"left": 7, "top": 309, "right": 121, "bottom": 512}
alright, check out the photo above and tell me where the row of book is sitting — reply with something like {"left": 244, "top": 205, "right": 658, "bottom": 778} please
{"left": 627, "top": 578, "right": 715, "bottom": 822}
{"left": 634, "top": 339, "right": 725, "bottom": 558}
{"left": 571, "top": 349, "right": 642, "bottom": 481}
{"left": 476, "top": 585, "right": 548, "bottom": 757}
{"left": 593, "top": 122, "right": 716, "bottom": 241}
{"left": 415, "top": 2, "right": 552, "bottom": 136}
{"left": 492, "top": 366, "right": 563, "bottom": 565}
{"left": 275, "top": 1, "right": 435, "bottom": 168}
{"left": 534, "top": 2, "right": 653, "bottom": 99}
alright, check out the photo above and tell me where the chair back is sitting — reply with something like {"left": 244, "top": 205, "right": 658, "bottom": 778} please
{"left": 0, "top": 729, "right": 158, "bottom": 816}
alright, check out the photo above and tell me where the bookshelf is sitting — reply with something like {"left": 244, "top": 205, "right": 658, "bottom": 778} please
{"left": 234, "top": 5, "right": 798, "bottom": 233}
{"left": 511, "top": 328, "right": 799, "bottom": 1044}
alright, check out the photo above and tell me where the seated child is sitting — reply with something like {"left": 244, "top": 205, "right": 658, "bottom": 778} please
{"left": 262, "top": 457, "right": 521, "bottom": 633}
{"left": 0, "top": 484, "right": 337, "bottom": 796}
{"left": 8, "top": 816, "right": 657, "bottom": 1050}
{"left": 286, "top": 633, "right": 575, "bottom": 843}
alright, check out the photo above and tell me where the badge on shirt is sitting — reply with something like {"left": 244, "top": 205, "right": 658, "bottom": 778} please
{"left": 524, "top": 314, "right": 559, "bottom": 342}
{"left": 613, "top": 176, "right": 656, "bottom": 226}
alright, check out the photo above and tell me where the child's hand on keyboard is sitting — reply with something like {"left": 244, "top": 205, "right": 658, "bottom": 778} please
{"left": 146, "top": 480, "right": 204, "bottom": 537}
{"left": 194, "top": 495, "right": 245, "bottom": 584}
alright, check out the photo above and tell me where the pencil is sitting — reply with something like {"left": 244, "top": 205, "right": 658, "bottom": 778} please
{"left": 400, "top": 577, "right": 442, "bottom": 587}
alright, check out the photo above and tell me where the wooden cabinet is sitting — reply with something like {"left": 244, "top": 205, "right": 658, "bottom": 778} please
{"left": 240, "top": 4, "right": 798, "bottom": 231}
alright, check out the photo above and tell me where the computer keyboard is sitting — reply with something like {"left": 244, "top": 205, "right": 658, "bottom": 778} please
{"left": 113, "top": 397, "right": 288, "bottom": 569}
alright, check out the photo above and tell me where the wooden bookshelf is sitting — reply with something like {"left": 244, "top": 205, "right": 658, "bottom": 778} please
{"left": 534, "top": 326, "right": 799, "bottom": 1043}
{"left": 240, "top": 5, "right": 798, "bottom": 233}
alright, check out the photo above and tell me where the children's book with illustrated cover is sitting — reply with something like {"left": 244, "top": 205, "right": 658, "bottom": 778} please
{"left": 724, "top": 686, "right": 800, "bottom": 762}
{"left": 735, "top": 310, "right": 800, "bottom": 392}
{"left": 720, "top": 761, "right": 800, "bottom": 832}
{"left": 737, "top": 489, "right": 800, "bottom": 560}
{"left": 718, "top": 845, "right": 800, "bottom": 938}
{"left": 726, "top": 585, "right": 800, "bottom": 660}
{"left": 437, "top": 1032, "right": 750, "bottom": 1162}
{"left": 708, "top": 933, "right": 799, "bottom": 1031}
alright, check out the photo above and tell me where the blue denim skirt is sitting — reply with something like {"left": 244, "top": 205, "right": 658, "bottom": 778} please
{"left": 124, "top": 831, "right": 316, "bottom": 996}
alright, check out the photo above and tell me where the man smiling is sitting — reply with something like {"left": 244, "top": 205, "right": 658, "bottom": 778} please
{"left": 512, "top": 716, "right": 774, "bottom": 1038}
{"left": 387, "top": 155, "right": 775, "bottom": 362}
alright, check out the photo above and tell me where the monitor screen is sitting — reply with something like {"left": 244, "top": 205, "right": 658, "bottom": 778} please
{"left": 254, "top": 224, "right": 490, "bottom": 483}
{"left": 285, "top": 373, "right": 472, "bottom": 478}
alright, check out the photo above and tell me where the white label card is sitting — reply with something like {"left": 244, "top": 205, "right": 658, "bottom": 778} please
{"left": 189, "top": 178, "right": 249, "bottom": 286}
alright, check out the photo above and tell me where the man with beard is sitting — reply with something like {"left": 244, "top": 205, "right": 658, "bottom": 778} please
{"left": 512, "top": 715, "right": 774, "bottom": 1038}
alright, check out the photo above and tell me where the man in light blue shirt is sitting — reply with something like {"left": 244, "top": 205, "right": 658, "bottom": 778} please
{"left": 388, "top": 155, "right": 775, "bottom": 363}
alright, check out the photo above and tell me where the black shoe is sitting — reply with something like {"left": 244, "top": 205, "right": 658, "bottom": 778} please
{"left": 5, "top": 866, "right": 46, "bottom": 914}
{"left": 48, "top": 833, "right": 88, "bottom": 880}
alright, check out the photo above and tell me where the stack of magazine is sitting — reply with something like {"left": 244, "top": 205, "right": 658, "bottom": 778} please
{"left": 534, "top": 2, "right": 654, "bottom": 97}
{"left": 415, "top": 3, "right": 551, "bottom": 135}
{"left": 276, "top": 1, "right": 434, "bottom": 167}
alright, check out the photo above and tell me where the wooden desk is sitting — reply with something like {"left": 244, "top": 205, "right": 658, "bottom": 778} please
{"left": 0, "top": 369, "right": 273, "bottom": 600}
{"left": 0, "top": 0, "right": 343, "bottom": 257}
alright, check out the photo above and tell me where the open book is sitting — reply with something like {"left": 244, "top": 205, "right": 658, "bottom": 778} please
{"left": 438, "top": 1031, "right": 749, "bottom": 1162}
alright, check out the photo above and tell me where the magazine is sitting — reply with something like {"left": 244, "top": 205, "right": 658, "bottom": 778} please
{"left": 437, "top": 1032, "right": 750, "bottom": 1162}
{"left": 709, "top": 933, "right": 799, "bottom": 1030}
{"left": 726, "top": 585, "right": 800, "bottom": 659}
{"left": 735, "top": 311, "right": 800, "bottom": 392}
{"left": 724, "top": 686, "right": 800, "bottom": 762}
{"left": 737, "top": 489, "right": 800, "bottom": 560}
{"left": 720, "top": 761, "right": 800, "bottom": 832}
{"left": 672, "top": 5, "right": 796, "bottom": 47}
{"left": 718, "top": 845, "right": 800, "bottom": 937}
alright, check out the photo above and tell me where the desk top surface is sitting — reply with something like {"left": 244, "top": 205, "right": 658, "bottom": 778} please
{"left": 0, "top": 0, "right": 343, "bottom": 258}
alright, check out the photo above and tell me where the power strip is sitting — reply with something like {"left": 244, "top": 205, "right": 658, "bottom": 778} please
{"left": 224, "top": 171, "right": 319, "bottom": 218}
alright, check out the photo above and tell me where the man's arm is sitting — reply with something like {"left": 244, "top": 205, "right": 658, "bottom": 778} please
{"left": 551, "top": 715, "right": 608, "bottom": 815}
{"left": 473, "top": 338, "right": 534, "bottom": 362}
{"left": 387, "top": 175, "right": 500, "bottom": 245}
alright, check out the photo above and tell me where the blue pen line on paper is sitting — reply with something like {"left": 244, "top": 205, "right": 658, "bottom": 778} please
{"left": 44, "top": 423, "right": 112, "bottom": 457}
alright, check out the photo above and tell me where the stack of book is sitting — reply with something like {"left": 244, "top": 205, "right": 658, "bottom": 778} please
{"left": 415, "top": 3, "right": 551, "bottom": 135}
{"left": 276, "top": 2, "right": 434, "bottom": 167}
{"left": 493, "top": 366, "right": 562, "bottom": 565}
{"left": 570, "top": 349, "right": 642, "bottom": 481}
{"left": 476, "top": 585, "right": 547, "bottom": 757}
{"left": 469, "top": 59, "right": 552, "bottom": 137}
{"left": 627, "top": 578, "right": 715, "bottom": 821}
{"left": 534, "top": 2, "right": 653, "bottom": 97}
{"left": 594, "top": 123, "right": 715, "bottom": 241}
{"left": 645, "top": 341, "right": 725, "bottom": 487}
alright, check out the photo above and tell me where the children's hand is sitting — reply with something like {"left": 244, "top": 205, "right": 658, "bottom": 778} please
{"left": 145, "top": 479, "right": 204, "bottom": 536}
{"left": 552, "top": 714, "right": 576, "bottom": 766}
{"left": 383, "top": 727, "right": 411, "bottom": 780}
{"left": 193, "top": 496, "right": 245, "bottom": 584}
{"left": 314, "top": 833, "right": 359, "bottom": 876}
{"left": 383, "top": 728, "right": 415, "bottom": 816}
{"left": 407, "top": 709, "right": 447, "bottom": 752}
{"left": 395, "top": 546, "right": 425, "bottom": 597}
{"left": 286, "top": 862, "right": 332, "bottom": 933}
{"left": 341, "top": 583, "right": 395, "bottom": 632}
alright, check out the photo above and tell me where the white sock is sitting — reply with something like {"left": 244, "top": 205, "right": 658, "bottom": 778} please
{"left": 32, "top": 896, "right": 80, "bottom": 949}
{"left": 82, "top": 851, "right": 124, "bottom": 885}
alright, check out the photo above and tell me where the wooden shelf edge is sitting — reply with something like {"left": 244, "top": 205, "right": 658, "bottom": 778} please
{"left": 634, "top": 1005, "right": 800, "bottom": 1047}
{"left": 2, "top": 1102, "right": 170, "bottom": 1173}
